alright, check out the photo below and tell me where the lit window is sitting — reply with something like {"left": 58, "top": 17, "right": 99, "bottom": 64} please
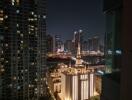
{"left": 1, "top": 58, "right": 4, "bottom": 60}
{"left": 0, "top": 10, "right": 3, "bottom": 13}
{"left": 34, "top": 15, "right": 37, "bottom": 17}
{"left": 17, "top": 30, "right": 20, "bottom": 34}
{"left": 31, "top": 62, "right": 35, "bottom": 65}
{"left": 17, "top": 86, "right": 20, "bottom": 90}
{"left": 9, "top": 84, "right": 13, "bottom": 87}
{"left": 20, "top": 46, "right": 23, "bottom": 49}
{"left": 17, "top": 50, "right": 20, "bottom": 53}
{"left": 34, "top": 18, "right": 37, "bottom": 21}
{"left": 12, "top": 0, "right": 20, "bottom": 6}
{"left": 108, "top": 50, "right": 112, "bottom": 55}
{"left": 4, "top": 15, "right": 8, "bottom": 19}
{"left": 35, "top": 79, "right": 38, "bottom": 81}
{"left": 5, "top": 60, "right": 8, "bottom": 63}
{"left": 20, "top": 41, "right": 23, "bottom": 43}
{"left": 0, "top": 10, "right": 3, "bottom": 22}
{"left": 0, "top": 18, "right": 3, "bottom": 21}
{"left": 35, "top": 88, "right": 37, "bottom": 91}
{"left": 20, "top": 34, "right": 23, "bottom": 37}
{"left": 16, "top": 0, "right": 20, "bottom": 5}
{"left": 21, "top": 70, "right": 23, "bottom": 73}
{"left": 43, "top": 15, "right": 46, "bottom": 19}
{"left": 11, "top": 0, "right": 15, "bottom": 5}
{"left": 29, "top": 84, "right": 31, "bottom": 87}
{"left": 25, "top": 69, "right": 28, "bottom": 72}
{"left": 16, "top": 10, "right": 20, "bottom": 14}
{"left": 13, "top": 76, "right": 16, "bottom": 80}
{"left": 16, "top": 24, "right": 19, "bottom": 27}
{"left": 31, "top": 11, "right": 34, "bottom": 15}
{"left": 5, "top": 43, "right": 8, "bottom": 47}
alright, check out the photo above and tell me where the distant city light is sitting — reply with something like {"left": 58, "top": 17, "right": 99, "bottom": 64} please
{"left": 43, "top": 15, "right": 46, "bottom": 19}
{"left": 74, "top": 31, "right": 77, "bottom": 34}
{"left": 79, "top": 29, "right": 83, "bottom": 33}
{"left": 11, "top": 0, "right": 15, "bottom": 5}
{"left": 116, "top": 50, "right": 122, "bottom": 55}
{"left": 97, "top": 70, "right": 104, "bottom": 75}
{"left": 108, "top": 50, "right": 112, "bottom": 55}
{"left": 16, "top": 10, "right": 20, "bottom": 14}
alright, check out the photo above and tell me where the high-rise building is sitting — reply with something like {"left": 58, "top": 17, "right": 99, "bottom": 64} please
{"left": 35, "top": 0, "right": 47, "bottom": 98}
{"left": 88, "top": 38, "right": 93, "bottom": 51}
{"left": 74, "top": 31, "right": 83, "bottom": 49}
{"left": 46, "top": 34, "right": 53, "bottom": 53}
{"left": 87, "top": 37, "right": 100, "bottom": 52}
{"left": 64, "top": 40, "right": 73, "bottom": 52}
{"left": 0, "top": 0, "right": 47, "bottom": 99}
{"left": 53, "top": 35, "right": 64, "bottom": 53}
{"left": 92, "top": 36, "right": 100, "bottom": 52}
{"left": 103, "top": 0, "right": 122, "bottom": 73}
{"left": 100, "top": 0, "right": 123, "bottom": 100}
{"left": 81, "top": 40, "right": 88, "bottom": 51}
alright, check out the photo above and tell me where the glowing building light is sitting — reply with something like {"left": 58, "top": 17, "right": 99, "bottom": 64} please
{"left": 116, "top": 50, "right": 122, "bottom": 55}
{"left": 16, "top": 10, "right": 20, "bottom": 14}
{"left": 97, "top": 70, "right": 104, "bottom": 75}
{"left": 16, "top": 0, "right": 20, "bottom": 5}
{"left": 11, "top": 0, "right": 15, "bottom": 5}
{"left": 108, "top": 50, "right": 112, "bottom": 54}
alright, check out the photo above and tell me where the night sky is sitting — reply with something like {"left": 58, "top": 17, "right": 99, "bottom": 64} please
{"left": 47, "top": 0, "right": 105, "bottom": 41}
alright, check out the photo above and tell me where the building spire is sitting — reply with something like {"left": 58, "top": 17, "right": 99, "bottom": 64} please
{"left": 77, "top": 42, "right": 81, "bottom": 59}
{"left": 75, "top": 31, "right": 83, "bottom": 66}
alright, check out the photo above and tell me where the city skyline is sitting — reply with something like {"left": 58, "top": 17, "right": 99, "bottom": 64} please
{"left": 1, "top": 0, "right": 132, "bottom": 100}
{"left": 47, "top": 0, "right": 105, "bottom": 41}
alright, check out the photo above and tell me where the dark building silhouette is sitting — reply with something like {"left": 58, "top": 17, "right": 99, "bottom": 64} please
{"left": 64, "top": 40, "right": 73, "bottom": 52}
{"left": 88, "top": 37, "right": 100, "bottom": 51}
{"left": 54, "top": 35, "right": 63, "bottom": 52}
{"left": 46, "top": 34, "right": 53, "bottom": 53}
{"left": 121, "top": 0, "right": 132, "bottom": 100}
{"left": 101, "top": 0, "right": 132, "bottom": 100}
{"left": 0, "top": 0, "right": 47, "bottom": 99}
{"left": 101, "top": 0, "right": 122, "bottom": 100}
{"left": 104, "top": 0, "right": 122, "bottom": 73}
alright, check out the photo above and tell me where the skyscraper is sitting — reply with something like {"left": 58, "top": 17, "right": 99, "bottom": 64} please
{"left": 0, "top": 0, "right": 47, "bottom": 99}
{"left": 36, "top": 0, "right": 47, "bottom": 98}
{"left": 46, "top": 34, "right": 53, "bottom": 53}
{"left": 64, "top": 40, "right": 73, "bottom": 52}
{"left": 53, "top": 35, "right": 64, "bottom": 53}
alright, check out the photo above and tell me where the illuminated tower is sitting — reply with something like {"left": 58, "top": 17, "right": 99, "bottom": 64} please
{"left": 75, "top": 42, "right": 83, "bottom": 66}
{"left": 75, "top": 30, "right": 83, "bottom": 67}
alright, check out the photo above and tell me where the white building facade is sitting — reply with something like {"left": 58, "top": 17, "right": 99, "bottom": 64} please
{"left": 61, "top": 71, "right": 95, "bottom": 100}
